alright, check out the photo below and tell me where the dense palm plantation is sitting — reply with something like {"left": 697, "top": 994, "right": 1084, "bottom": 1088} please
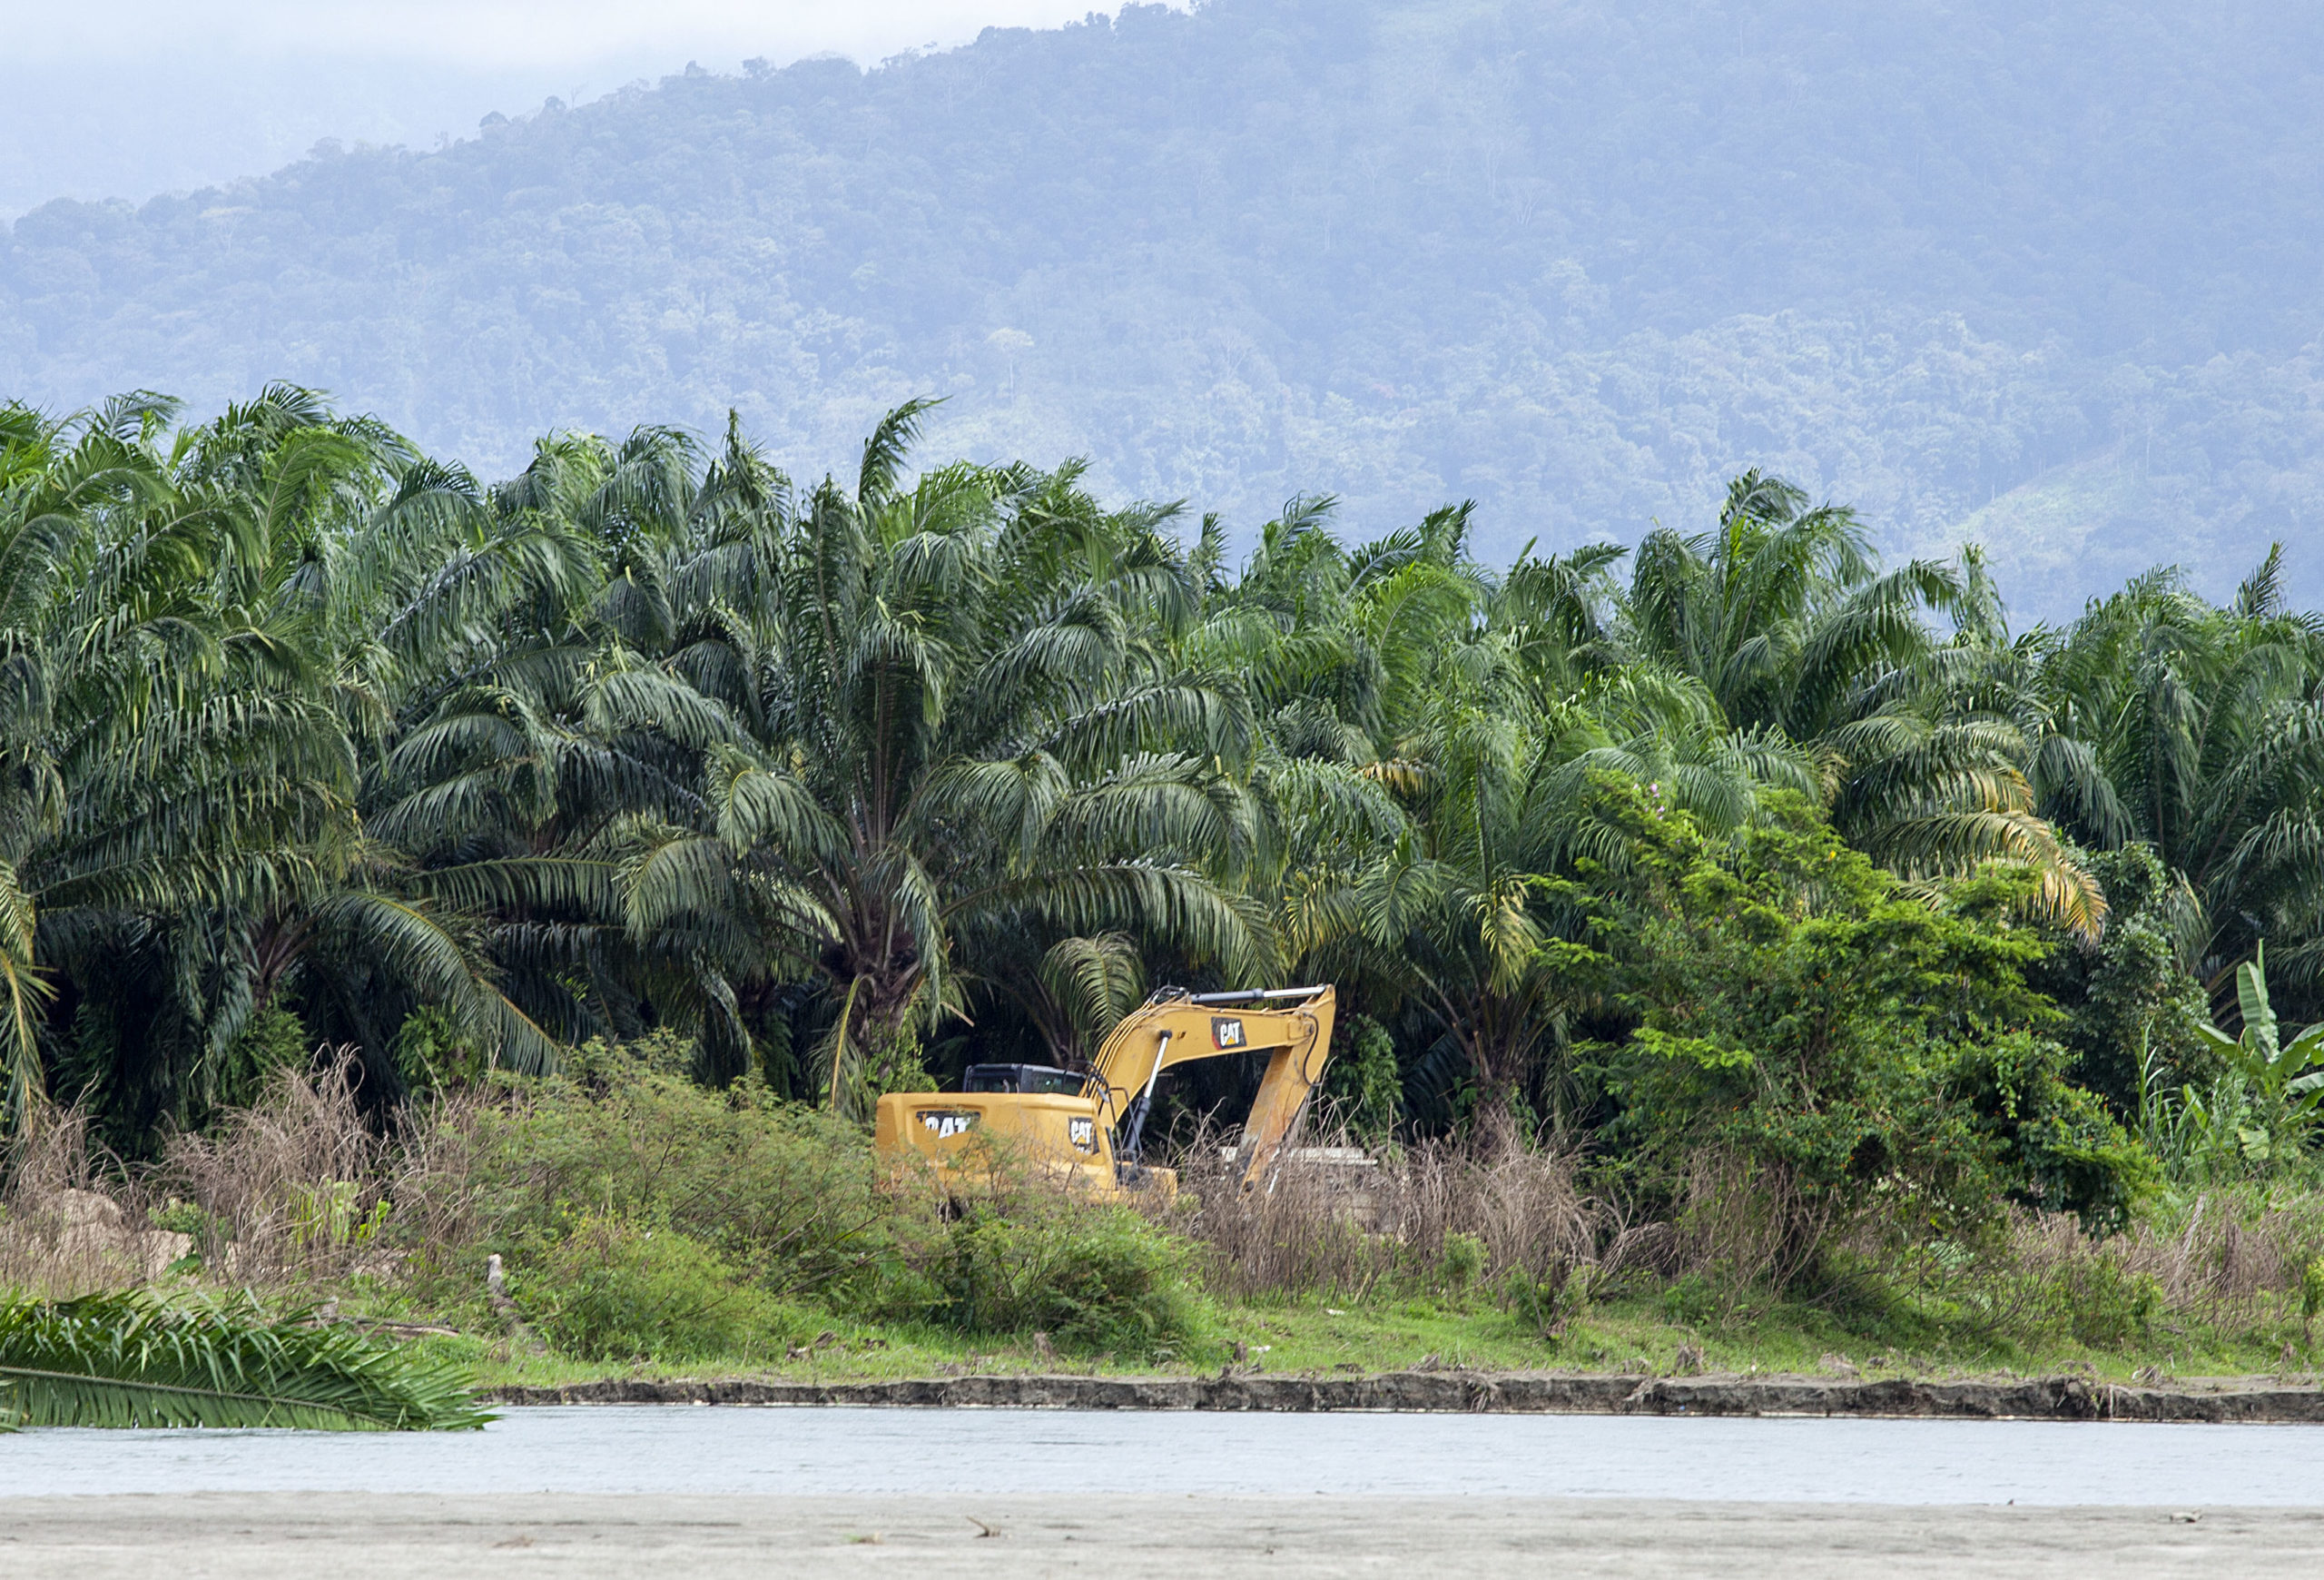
{"left": 2033, "top": 555, "right": 2324, "bottom": 993}
{"left": 5, "top": 386, "right": 2324, "bottom": 1190}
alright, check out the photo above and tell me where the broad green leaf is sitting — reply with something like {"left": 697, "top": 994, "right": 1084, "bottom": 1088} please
{"left": 2285, "top": 1021, "right": 2324, "bottom": 1070}
{"left": 2237, "top": 943, "right": 2279, "bottom": 1062}
{"left": 2192, "top": 1023, "right": 2242, "bottom": 1057}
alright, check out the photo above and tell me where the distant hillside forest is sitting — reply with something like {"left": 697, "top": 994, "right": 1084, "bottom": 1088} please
{"left": 5, "top": 0, "right": 2324, "bottom": 621}
{"left": 6, "top": 385, "right": 2323, "bottom": 1241}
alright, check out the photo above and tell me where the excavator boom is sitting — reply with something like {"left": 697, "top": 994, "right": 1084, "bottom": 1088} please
{"left": 1090, "top": 985, "right": 1337, "bottom": 1188}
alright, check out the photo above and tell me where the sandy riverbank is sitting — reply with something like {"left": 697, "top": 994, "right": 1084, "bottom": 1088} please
{"left": 5, "top": 1493, "right": 2319, "bottom": 1578}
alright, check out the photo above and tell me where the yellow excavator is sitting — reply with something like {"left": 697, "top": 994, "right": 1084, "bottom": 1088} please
{"left": 872, "top": 985, "right": 1337, "bottom": 1201}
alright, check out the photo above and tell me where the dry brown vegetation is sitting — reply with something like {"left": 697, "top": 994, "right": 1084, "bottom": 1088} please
{"left": 1181, "top": 1111, "right": 2324, "bottom": 1359}
{"left": 1180, "top": 1121, "right": 1847, "bottom": 1312}
{"left": 1182, "top": 1117, "right": 1652, "bottom": 1309}
{"left": 159, "top": 1053, "right": 397, "bottom": 1288}
{"left": 0, "top": 1053, "right": 439, "bottom": 1299}
{"left": 0, "top": 1104, "right": 179, "bottom": 1297}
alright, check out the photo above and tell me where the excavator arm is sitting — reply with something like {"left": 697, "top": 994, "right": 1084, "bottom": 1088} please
{"left": 1088, "top": 985, "right": 1337, "bottom": 1189}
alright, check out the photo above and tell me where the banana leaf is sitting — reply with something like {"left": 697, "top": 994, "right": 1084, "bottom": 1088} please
{"left": 0, "top": 1289, "right": 493, "bottom": 1431}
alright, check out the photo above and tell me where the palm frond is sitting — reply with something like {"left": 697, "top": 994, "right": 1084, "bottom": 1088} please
{"left": 0, "top": 1290, "right": 490, "bottom": 1431}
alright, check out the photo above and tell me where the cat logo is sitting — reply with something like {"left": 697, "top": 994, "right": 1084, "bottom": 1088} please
{"left": 917, "top": 1109, "right": 980, "bottom": 1139}
{"left": 1211, "top": 1016, "right": 1246, "bottom": 1050}
{"left": 1068, "top": 1117, "right": 1097, "bottom": 1153}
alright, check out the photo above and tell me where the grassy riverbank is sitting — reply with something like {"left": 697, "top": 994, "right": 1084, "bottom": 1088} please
{"left": 398, "top": 1268, "right": 2319, "bottom": 1393}
{"left": 425, "top": 1288, "right": 2317, "bottom": 1393}
{"left": 12, "top": 1042, "right": 2324, "bottom": 1394}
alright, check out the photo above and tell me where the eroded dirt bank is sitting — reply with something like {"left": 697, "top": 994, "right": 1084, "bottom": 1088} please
{"left": 6, "top": 1494, "right": 2319, "bottom": 1579}
{"left": 488, "top": 1369, "right": 2324, "bottom": 1422}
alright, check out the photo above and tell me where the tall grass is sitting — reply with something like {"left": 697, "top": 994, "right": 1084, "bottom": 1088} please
{"left": 161, "top": 1052, "right": 398, "bottom": 1288}
{"left": 1181, "top": 1115, "right": 2324, "bottom": 1362}
{"left": 0, "top": 1105, "right": 178, "bottom": 1297}
{"left": 1179, "top": 1118, "right": 1654, "bottom": 1308}
{"left": 1884, "top": 1193, "right": 2324, "bottom": 1354}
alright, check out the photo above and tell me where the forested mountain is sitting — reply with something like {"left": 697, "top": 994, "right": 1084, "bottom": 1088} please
{"left": 6, "top": 0, "right": 2323, "bottom": 620}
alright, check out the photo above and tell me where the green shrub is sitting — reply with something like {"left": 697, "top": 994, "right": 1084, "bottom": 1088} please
{"left": 1591, "top": 785, "right": 2142, "bottom": 1265}
{"left": 405, "top": 1038, "right": 1219, "bottom": 1363}
{"left": 1501, "top": 1259, "right": 1602, "bottom": 1336}
{"left": 1658, "top": 1272, "right": 1722, "bottom": 1328}
{"left": 511, "top": 1211, "right": 796, "bottom": 1363}
{"left": 929, "top": 1204, "right": 1209, "bottom": 1359}
{"left": 394, "top": 1006, "right": 489, "bottom": 1096}
{"left": 218, "top": 1004, "right": 312, "bottom": 1111}
{"left": 411, "top": 1035, "right": 898, "bottom": 1308}
{"left": 2057, "top": 1258, "right": 2161, "bottom": 1350}
{"left": 1957, "top": 1032, "right": 2161, "bottom": 1233}
{"left": 1502, "top": 1268, "right": 1564, "bottom": 1335}
{"left": 1322, "top": 1014, "right": 1402, "bottom": 1146}
{"left": 1439, "top": 1231, "right": 1487, "bottom": 1293}
{"left": 148, "top": 1200, "right": 210, "bottom": 1237}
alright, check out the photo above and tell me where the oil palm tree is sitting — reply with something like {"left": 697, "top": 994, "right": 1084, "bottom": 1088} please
{"left": 0, "top": 390, "right": 365, "bottom": 1131}
{"left": 1285, "top": 693, "right": 1603, "bottom": 1130}
{"left": 0, "top": 1289, "right": 488, "bottom": 1429}
{"left": 0, "top": 389, "right": 628, "bottom": 1134}
{"left": 2037, "top": 549, "right": 2324, "bottom": 993}
{"left": 1235, "top": 505, "right": 1805, "bottom": 1124}
{"left": 1622, "top": 471, "right": 1963, "bottom": 741}
{"left": 1621, "top": 476, "right": 2103, "bottom": 932}
{"left": 615, "top": 404, "right": 1266, "bottom": 1112}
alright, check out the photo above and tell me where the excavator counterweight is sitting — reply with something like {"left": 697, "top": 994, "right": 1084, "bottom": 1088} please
{"left": 872, "top": 985, "right": 1337, "bottom": 1201}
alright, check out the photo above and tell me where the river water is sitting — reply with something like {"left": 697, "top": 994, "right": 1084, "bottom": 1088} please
{"left": 6, "top": 1405, "right": 2323, "bottom": 1504}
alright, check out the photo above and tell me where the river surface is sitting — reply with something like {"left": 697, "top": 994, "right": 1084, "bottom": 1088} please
{"left": 7, "top": 1405, "right": 2324, "bottom": 1505}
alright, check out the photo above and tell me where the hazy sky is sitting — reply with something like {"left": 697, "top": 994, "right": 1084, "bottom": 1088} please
{"left": 12, "top": 1, "right": 1147, "bottom": 68}
{"left": 2, "top": 2, "right": 1176, "bottom": 215}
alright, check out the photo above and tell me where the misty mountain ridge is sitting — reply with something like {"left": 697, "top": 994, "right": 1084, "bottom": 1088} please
{"left": 5, "top": 0, "right": 2322, "bottom": 622}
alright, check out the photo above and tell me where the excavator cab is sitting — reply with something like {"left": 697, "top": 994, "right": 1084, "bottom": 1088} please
{"left": 873, "top": 985, "right": 1337, "bottom": 1203}
{"left": 960, "top": 1064, "right": 1094, "bottom": 1096}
